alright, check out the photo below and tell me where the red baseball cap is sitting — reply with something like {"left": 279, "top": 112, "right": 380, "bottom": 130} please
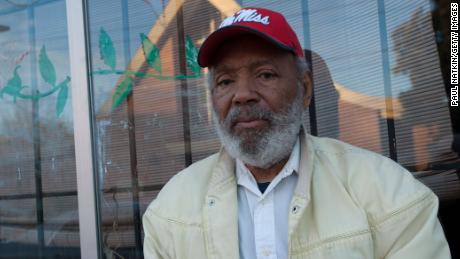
{"left": 197, "top": 7, "right": 304, "bottom": 67}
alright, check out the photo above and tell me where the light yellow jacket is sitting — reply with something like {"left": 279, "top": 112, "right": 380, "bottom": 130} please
{"left": 143, "top": 133, "right": 451, "bottom": 259}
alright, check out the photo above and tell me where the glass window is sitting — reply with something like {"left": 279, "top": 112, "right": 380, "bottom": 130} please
{"left": 0, "top": 0, "right": 79, "bottom": 258}
{"left": 4, "top": 0, "right": 452, "bottom": 258}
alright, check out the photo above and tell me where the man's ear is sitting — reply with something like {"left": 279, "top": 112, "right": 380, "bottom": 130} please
{"left": 302, "top": 71, "right": 313, "bottom": 109}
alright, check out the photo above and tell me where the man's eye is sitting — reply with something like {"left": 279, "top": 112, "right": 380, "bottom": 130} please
{"left": 258, "top": 72, "right": 277, "bottom": 80}
{"left": 216, "top": 79, "right": 234, "bottom": 86}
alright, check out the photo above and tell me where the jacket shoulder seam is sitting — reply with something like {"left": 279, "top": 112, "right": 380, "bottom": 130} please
{"left": 314, "top": 149, "right": 365, "bottom": 157}
{"left": 371, "top": 191, "right": 435, "bottom": 229}
{"left": 311, "top": 138, "right": 372, "bottom": 156}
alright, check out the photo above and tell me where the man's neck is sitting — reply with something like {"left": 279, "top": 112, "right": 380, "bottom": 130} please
{"left": 246, "top": 157, "right": 289, "bottom": 182}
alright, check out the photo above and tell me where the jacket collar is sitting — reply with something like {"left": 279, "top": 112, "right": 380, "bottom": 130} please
{"left": 288, "top": 130, "right": 315, "bottom": 237}
{"left": 208, "top": 147, "right": 235, "bottom": 194}
{"left": 203, "top": 148, "right": 239, "bottom": 259}
{"left": 294, "top": 130, "right": 314, "bottom": 200}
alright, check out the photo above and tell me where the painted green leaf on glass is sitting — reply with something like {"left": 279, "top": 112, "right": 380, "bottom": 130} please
{"left": 0, "top": 66, "right": 25, "bottom": 102}
{"left": 39, "top": 46, "right": 56, "bottom": 86}
{"left": 112, "top": 76, "right": 133, "bottom": 109}
{"left": 99, "top": 28, "right": 116, "bottom": 70}
{"left": 140, "top": 33, "right": 162, "bottom": 73}
{"left": 185, "top": 36, "right": 200, "bottom": 75}
{"left": 56, "top": 76, "right": 70, "bottom": 117}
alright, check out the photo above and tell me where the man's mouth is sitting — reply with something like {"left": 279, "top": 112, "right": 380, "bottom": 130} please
{"left": 232, "top": 118, "right": 268, "bottom": 130}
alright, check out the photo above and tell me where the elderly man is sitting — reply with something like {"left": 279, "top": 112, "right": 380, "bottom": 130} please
{"left": 143, "top": 7, "right": 451, "bottom": 259}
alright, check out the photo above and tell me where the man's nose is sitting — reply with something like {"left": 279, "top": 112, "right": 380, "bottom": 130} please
{"left": 232, "top": 78, "right": 259, "bottom": 105}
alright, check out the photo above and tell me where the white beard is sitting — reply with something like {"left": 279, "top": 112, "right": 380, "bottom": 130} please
{"left": 213, "top": 87, "right": 304, "bottom": 169}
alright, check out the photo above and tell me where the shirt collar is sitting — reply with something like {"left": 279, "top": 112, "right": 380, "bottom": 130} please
{"left": 236, "top": 137, "right": 300, "bottom": 196}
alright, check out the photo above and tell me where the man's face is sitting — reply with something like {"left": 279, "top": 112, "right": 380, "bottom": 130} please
{"left": 210, "top": 35, "right": 311, "bottom": 168}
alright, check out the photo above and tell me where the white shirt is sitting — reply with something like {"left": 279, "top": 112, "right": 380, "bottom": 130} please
{"left": 236, "top": 138, "right": 300, "bottom": 259}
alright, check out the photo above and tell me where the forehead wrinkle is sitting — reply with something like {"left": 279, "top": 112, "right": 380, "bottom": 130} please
{"left": 247, "top": 59, "right": 279, "bottom": 71}
{"left": 214, "top": 63, "right": 240, "bottom": 75}
{"left": 215, "top": 58, "right": 278, "bottom": 75}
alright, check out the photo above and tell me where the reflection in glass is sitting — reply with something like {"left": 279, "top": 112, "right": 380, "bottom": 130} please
{"left": 0, "top": 0, "right": 79, "bottom": 258}
{"left": 85, "top": 0, "right": 459, "bottom": 258}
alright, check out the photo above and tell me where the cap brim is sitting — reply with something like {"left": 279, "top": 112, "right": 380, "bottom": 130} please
{"left": 197, "top": 25, "right": 295, "bottom": 67}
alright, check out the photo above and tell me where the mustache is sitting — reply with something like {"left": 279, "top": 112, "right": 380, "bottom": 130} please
{"left": 223, "top": 104, "right": 274, "bottom": 129}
